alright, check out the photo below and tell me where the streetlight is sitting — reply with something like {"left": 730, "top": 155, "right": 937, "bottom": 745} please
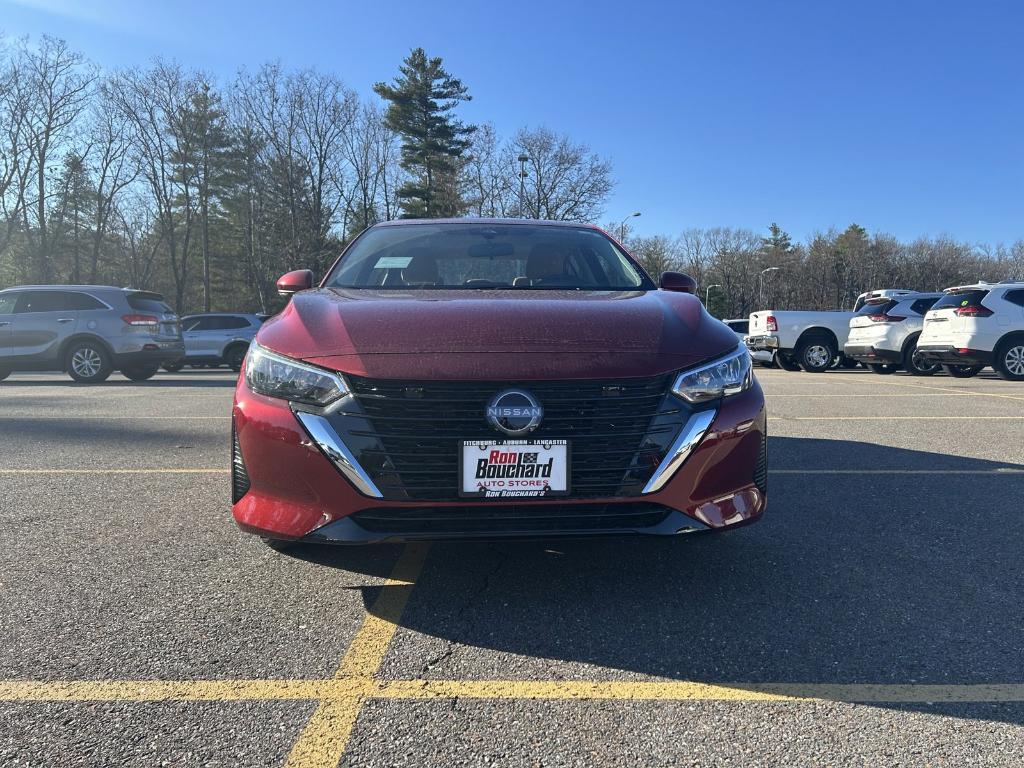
{"left": 705, "top": 283, "right": 722, "bottom": 307}
{"left": 619, "top": 211, "right": 641, "bottom": 242}
{"left": 758, "top": 266, "right": 780, "bottom": 306}
{"left": 517, "top": 154, "right": 529, "bottom": 218}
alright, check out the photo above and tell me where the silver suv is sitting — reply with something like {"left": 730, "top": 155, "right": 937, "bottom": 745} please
{"left": 0, "top": 285, "right": 184, "bottom": 383}
{"left": 164, "top": 313, "right": 265, "bottom": 373}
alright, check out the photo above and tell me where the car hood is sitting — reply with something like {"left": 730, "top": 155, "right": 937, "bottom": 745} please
{"left": 257, "top": 288, "right": 738, "bottom": 379}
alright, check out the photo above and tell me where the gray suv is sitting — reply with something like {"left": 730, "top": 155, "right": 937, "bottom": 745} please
{"left": 165, "top": 313, "right": 266, "bottom": 372}
{"left": 0, "top": 285, "right": 184, "bottom": 383}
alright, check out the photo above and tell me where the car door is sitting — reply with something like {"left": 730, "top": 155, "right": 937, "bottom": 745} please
{"left": 181, "top": 316, "right": 213, "bottom": 359}
{"left": 9, "top": 290, "right": 82, "bottom": 364}
{"left": 0, "top": 293, "right": 17, "bottom": 359}
{"left": 213, "top": 316, "right": 254, "bottom": 355}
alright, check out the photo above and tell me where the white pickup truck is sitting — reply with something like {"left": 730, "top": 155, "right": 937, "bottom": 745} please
{"left": 745, "top": 290, "right": 915, "bottom": 372}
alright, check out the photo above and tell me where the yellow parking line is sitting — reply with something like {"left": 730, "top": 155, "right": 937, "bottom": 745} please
{"left": 4, "top": 677, "right": 1024, "bottom": 706}
{"left": 284, "top": 543, "right": 431, "bottom": 768}
{"left": 833, "top": 375, "right": 1024, "bottom": 402}
{"left": 374, "top": 679, "right": 1024, "bottom": 703}
{"left": 0, "top": 469, "right": 229, "bottom": 475}
{"left": 0, "top": 679, "right": 346, "bottom": 702}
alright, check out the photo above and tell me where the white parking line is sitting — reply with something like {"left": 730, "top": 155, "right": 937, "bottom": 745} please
{"left": 771, "top": 469, "right": 1023, "bottom": 475}
{"left": 786, "top": 416, "right": 1024, "bottom": 420}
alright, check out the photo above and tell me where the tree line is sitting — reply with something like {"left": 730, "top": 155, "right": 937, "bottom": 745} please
{"left": 2, "top": 35, "right": 1021, "bottom": 318}
{"left": 627, "top": 223, "right": 1024, "bottom": 318}
{"left": 0, "top": 38, "right": 613, "bottom": 313}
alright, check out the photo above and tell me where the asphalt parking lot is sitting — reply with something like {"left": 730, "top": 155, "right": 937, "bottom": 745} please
{"left": 2, "top": 367, "right": 1024, "bottom": 767}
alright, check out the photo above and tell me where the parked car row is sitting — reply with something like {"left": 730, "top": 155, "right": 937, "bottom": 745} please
{"left": 744, "top": 281, "right": 1024, "bottom": 380}
{"left": 0, "top": 283, "right": 265, "bottom": 383}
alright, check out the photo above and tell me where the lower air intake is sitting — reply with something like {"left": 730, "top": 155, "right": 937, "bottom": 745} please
{"left": 349, "top": 503, "right": 672, "bottom": 535}
{"left": 231, "top": 424, "right": 251, "bottom": 503}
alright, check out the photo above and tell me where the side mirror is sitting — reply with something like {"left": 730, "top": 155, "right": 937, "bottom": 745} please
{"left": 660, "top": 272, "right": 697, "bottom": 294}
{"left": 276, "top": 269, "right": 314, "bottom": 297}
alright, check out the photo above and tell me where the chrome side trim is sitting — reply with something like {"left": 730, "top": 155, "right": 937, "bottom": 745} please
{"left": 294, "top": 411, "right": 383, "bottom": 499}
{"left": 642, "top": 409, "right": 717, "bottom": 495}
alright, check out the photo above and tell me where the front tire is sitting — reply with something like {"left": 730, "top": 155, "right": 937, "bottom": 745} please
{"left": 121, "top": 364, "right": 160, "bottom": 381}
{"left": 0, "top": 368, "right": 9, "bottom": 382}
{"left": 993, "top": 338, "right": 1024, "bottom": 381}
{"left": 944, "top": 364, "right": 983, "bottom": 378}
{"left": 224, "top": 343, "right": 249, "bottom": 373}
{"left": 66, "top": 340, "right": 113, "bottom": 383}
{"left": 797, "top": 336, "right": 837, "bottom": 373}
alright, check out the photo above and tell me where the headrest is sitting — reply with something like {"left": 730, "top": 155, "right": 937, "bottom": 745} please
{"left": 525, "top": 243, "right": 566, "bottom": 280}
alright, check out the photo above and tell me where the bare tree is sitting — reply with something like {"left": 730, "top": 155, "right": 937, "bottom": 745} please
{"left": 464, "top": 122, "right": 513, "bottom": 217}
{"left": 110, "top": 61, "right": 203, "bottom": 310}
{"left": 507, "top": 126, "right": 613, "bottom": 221}
{"left": 88, "top": 79, "right": 137, "bottom": 283}
{"left": 19, "top": 36, "right": 97, "bottom": 281}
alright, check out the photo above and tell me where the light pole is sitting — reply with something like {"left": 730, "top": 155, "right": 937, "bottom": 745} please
{"left": 705, "top": 283, "right": 721, "bottom": 307}
{"left": 758, "top": 266, "right": 780, "bottom": 306}
{"left": 517, "top": 154, "right": 529, "bottom": 218}
{"left": 619, "top": 211, "right": 641, "bottom": 242}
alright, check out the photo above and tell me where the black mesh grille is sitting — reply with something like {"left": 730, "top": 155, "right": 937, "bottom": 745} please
{"left": 231, "top": 424, "right": 251, "bottom": 503}
{"left": 754, "top": 432, "right": 768, "bottom": 495}
{"left": 331, "top": 374, "right": 685, "bottom": 501}
{"left": 350, "top": 503, "right": 672, "bottom": 535}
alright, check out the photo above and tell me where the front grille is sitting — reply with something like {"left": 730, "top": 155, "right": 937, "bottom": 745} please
{"left": 328, "top": 375, "right": 687, "bottom": 501}
{"left": 231, "top": 424, "right": 251, "bottom": 503}
{"left": 350, "top": 503, "right": 672, "bottom": 535}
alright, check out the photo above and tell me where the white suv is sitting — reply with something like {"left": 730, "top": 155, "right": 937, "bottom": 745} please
{"left": 917, "top": 281, "right": 1024, "bottom": 380}
{"left": 844, "top": 292, "right": 943, "bottom": 375}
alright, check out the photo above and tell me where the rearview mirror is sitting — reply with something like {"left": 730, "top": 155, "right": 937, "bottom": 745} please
{"left": 276, "top": 269, "right": 314, "bottom": 297}
{"left": 660, "top": 272, "right": 697, "bottom": 294}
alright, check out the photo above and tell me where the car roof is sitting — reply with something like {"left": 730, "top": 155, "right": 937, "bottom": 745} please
{"left": 893, "top": 292, "right": 943, "bottom": 300}
{"left": 2, "top": 284, "right": 119, "bottom": 292}
{"left": 0, "top": 285, "right": 150, "bottom": 293}
{"left": 943, "top": 281, "right": 1024, "bottom": 292}
{"left": 372, "top": 218, "right": 601, "bottom": 230}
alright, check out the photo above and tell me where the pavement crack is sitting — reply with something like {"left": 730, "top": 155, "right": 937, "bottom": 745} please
{"left": 420, "top": 547, "right": 510, "bottom": 677}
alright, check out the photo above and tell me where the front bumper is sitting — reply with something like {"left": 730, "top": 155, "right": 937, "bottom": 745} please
{"left": 915, "top": 345, "right": 992, "bottom": 367}
{"left": 843, "top": 344, "right": 902, "bottom": 364}
{"left": 231, "top": 381, "right": 767, "bottom": 544}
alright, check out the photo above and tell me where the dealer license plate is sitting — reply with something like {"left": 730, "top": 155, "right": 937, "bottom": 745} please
{"left": 460, "top": 439, "right": 569, "bottom": 498}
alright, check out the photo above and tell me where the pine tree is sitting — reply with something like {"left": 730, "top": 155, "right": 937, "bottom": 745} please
{"left": 373, "top": 48, "right": 474, "bottom": 218}
{"left": 760, "top": 222, "right": 794, "bottom": 255}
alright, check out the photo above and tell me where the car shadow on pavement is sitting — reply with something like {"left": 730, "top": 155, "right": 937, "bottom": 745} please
{"left": 305, "top": 435, "right": 1024, "bottom": 724}
{"left": 0, "top": 377, "right": 237, "bottom": 388}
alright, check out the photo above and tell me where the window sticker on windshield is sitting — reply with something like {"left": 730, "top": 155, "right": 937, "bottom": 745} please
{"left": 374, "top": 256, "right": 412, "bottom": 269}
{"left": 961, "top": 299, "right": 969, "bottom": 306}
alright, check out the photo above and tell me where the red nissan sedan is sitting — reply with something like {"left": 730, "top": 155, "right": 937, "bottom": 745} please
{"left": 231, "top": 219, "right": 766, "bottom": 546}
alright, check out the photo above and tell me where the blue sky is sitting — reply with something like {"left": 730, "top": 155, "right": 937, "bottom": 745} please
{"left": 3, "top": 0, "right": 1022, "bottom": 244}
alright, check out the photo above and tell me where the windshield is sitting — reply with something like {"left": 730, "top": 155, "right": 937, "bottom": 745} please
{"left": 326, "top": 223, "right": 654, "bottom": 291}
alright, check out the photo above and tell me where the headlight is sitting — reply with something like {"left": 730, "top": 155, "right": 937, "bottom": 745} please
{"left": 245, "top": 341, "right": 349, "bottom": 406}
{"left": 672, "top": 346, "right": 753, "bottom": 403}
